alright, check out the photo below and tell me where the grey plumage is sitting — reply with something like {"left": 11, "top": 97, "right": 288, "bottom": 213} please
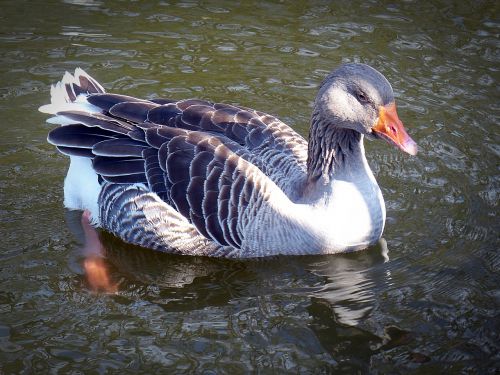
{"left": 47, "top": 86, "right": 304, "bottom": 255}
{"left": 41, "top": 64, "right": 417, "bottom": 257}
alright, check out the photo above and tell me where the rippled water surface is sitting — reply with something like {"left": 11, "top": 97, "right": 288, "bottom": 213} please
{"left": 1, "top": 0, "right": 499, "bottom": 373}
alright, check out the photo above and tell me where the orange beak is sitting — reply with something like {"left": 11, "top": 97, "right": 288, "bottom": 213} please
{"left": 373, "top": 102, "right": 418, "bottom": 155}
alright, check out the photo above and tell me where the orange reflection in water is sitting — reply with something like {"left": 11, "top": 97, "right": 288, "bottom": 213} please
{"left": 81, "top": 210, "right": 118, "bottom": 293}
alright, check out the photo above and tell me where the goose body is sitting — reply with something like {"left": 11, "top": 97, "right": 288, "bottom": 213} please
{"left": 40, "top": 65, "right": 417, "bottom": 258}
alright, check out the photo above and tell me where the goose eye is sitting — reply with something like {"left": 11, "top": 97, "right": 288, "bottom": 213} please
{"left": 356, "top": 91, "right": 368, "bottom": 103}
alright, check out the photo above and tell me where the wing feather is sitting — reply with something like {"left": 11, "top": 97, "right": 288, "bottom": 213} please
{"left": 140, "top": 126, "right": 292, "bottom": 248}
{"left": 143, "top": 148, "right": 169, "bottom": 202}
{"left": 81, "top": 92, "right": 308, "bottom": 191}
{"left": 93, "top": 138, "right": 148, "bottom": 157}
{"left": 109, "top": 101, "right": 158, "bottom": 123}
{"left": 56, "top": 145, "right": 95, "bottom": 157}
{"left": 146, "top": 104, "right": 182, "bottom": 125}
{"left": 48, "top": 124, "right": 117, "bottom": 148}
{"left": 103, "top": 174, "right": 149, "bottom": 184}
{"left": 93, "top": 157, "right": 145, "bottom": 177}
{"left": 87, "top": 93, "right": 152, "bottom": 113}
{"left": 44, "top": 71, "right": 304, "bottom": 251}
{"left": 56, "top": 110, "right": 135, "bottom": 133}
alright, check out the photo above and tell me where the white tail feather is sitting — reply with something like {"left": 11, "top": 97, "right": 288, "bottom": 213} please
{"left": 41, "top": 68, "right": 106, "bottom": 224}
{"left": 38, "top": 68, "right": 105, "bottom": 115}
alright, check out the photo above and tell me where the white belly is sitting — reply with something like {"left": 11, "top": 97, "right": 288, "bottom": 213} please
{"left": 323, "top": 178, "right": 386, "bottom": 250}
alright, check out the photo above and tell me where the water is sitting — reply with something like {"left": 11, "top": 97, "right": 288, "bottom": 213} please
{"left": 1, "top": 0, "right": 499, "bottom": 372}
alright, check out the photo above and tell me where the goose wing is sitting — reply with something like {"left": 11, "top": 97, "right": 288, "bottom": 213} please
{"left": 85, "top": 93, "right": 309, "bottom": 193}
{"left": 47, "top": 114, "right": 293, "bottom": 250}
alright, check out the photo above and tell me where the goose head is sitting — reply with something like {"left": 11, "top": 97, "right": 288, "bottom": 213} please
{"left": 313, "top": 63, "right": 418, "bottom": 156}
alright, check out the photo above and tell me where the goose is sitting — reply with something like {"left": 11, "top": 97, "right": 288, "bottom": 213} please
{"left": 39, "top": 64, "right": 417, "bottom": 258}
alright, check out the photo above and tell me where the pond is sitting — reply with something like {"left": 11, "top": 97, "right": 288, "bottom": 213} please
{"left": 0, "top": 0, "right": 498, "bottom": 373}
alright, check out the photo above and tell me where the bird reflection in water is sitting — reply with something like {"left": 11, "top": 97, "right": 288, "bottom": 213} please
{"left": 66, "top": 207, "right": 391, "bottom": 322}
{"left": 306, "top": 238, "right": 390, "bottom": 326}
{"left": 80, "top": 210, "right": 118, "bottom": 293}
{"left": 64, "top": 209, "right": 223, "bottom": 294}
{"left": 65, "top": 208, "right": 404, "bottom": 362}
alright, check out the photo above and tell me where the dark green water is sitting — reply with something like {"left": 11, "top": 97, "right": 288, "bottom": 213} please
{"left": 1, "top": 0, "right": 499, "bottom": 373}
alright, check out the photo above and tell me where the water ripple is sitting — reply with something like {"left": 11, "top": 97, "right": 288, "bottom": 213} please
{"left": 1, "top": 0, "right": 499, "bottom": 372}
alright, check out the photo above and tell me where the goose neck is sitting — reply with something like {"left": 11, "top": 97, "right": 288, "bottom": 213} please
{"left": 306, "top": 115, "right": 364, "bottom": 184}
